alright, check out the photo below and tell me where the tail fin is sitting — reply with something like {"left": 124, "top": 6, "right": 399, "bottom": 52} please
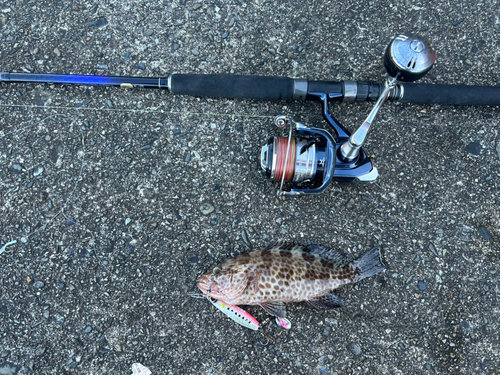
{"left": 353, "top": 246, "right": 386, "bottom": 282}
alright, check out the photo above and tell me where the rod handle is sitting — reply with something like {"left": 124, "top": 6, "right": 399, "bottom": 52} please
{"left": 169, "top": 74, "right": 298, "bottom": 100}
{"left": 399, "top": 83, "right": 500, "bottom": 106}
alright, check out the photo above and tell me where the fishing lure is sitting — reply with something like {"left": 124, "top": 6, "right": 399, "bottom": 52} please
{"left": 207, "top": 297, "right": 259, "bottom": 330}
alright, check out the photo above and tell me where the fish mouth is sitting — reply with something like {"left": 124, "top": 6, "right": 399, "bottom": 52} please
{"left": 197, "top": 275, "right": 211, "bottom": 295}
{"left": 197, "top": 275, "right": 224, "bottom": 301}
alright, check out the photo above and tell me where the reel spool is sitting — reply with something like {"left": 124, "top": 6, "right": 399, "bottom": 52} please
{"left": 260, "top": 117, "right": 336, "bottom": 196}
{"left": 261, "top": 136, "right": 328, "bottom": 183}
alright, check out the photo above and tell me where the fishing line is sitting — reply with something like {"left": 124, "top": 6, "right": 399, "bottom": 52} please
{"left": 0, "top": 103, "right": 275, "bottom": 119}
{"left": 160, "top": 292, "right": 207, "bottom": 299}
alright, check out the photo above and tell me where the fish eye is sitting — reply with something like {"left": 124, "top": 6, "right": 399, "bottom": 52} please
{"left": 212, "top": 267, "right": 221, "bottom": 276}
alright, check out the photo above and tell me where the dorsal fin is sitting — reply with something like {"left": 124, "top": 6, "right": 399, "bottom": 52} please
{"left": 262, "top": 241, "right": 351, "bottom": 266}
{"left": 262, "top": 240, "right": 304, "bottom": 252}
{"left": 305, "top": 244, "right": 350, "bottom": 266}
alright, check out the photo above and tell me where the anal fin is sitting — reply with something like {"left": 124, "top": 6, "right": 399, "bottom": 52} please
{"left": 307, "top": 294, "right": 344, "bottom": 309}
{"left": 259, "top": 301, "right": 286, "bottom": 318}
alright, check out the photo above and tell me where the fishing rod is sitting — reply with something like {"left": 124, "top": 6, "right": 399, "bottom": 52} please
{"left": 2, "top": 33, "right": 500, "bottom": 196}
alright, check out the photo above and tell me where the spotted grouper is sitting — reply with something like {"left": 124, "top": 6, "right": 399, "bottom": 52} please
{"left": 197, "top": 242, "right": 386, "bottom": 320}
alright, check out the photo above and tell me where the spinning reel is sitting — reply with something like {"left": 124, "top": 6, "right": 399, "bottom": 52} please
{"left": 260, "top": 34, "right": 436, "bottom": 196}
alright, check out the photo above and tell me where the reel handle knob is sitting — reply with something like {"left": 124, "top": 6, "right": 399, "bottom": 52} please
{"left": 384, "top": 34, "right": 436, "bottom": 82}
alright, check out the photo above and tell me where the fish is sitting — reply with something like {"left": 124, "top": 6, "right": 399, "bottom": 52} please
{"left": 197, "top": 242, "right": 385, "bottom": 322}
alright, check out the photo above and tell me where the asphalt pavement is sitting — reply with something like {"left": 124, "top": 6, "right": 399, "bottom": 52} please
{"left": 0, "top": 1, "right": 499, "bottom": 374}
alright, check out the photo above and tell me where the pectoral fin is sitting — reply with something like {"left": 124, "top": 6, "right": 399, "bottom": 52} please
{"left": 307, "top": 294, "right": 344, "bottom": 309}
{"left": 259, "top": 301, "right": 286, "bottom": 318}
{"left": 247, "top": 270, "right": 262, "bottom": 295}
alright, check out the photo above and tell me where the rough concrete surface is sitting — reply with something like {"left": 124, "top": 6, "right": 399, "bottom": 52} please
{"left": 0, "top": 1, "right": 499, "bottom": 374}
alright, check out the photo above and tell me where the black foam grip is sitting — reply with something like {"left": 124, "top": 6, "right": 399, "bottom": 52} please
{"left": 400, "top": 83, "right": 500, "bottom": 106}
{"left": 169, "top": 74, "right": 295, "bottom": 100}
